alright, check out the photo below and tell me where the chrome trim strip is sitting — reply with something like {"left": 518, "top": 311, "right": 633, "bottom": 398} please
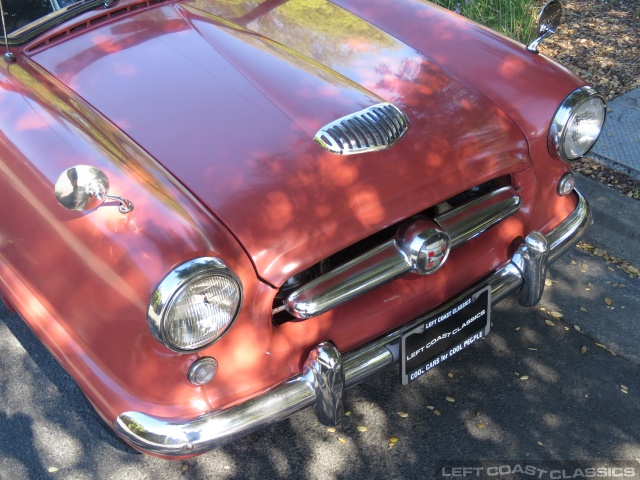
{"left": 286, "top": 187, "right": 520, "bottom": 319}
{"left": 286, "top": 240, "right": 410, "bottom": 319}
{"left": 115, "top": 190, "right": 591, "bottom": 457}
{"left": 547, "top": 190, "right": 592, "bottom": 263}
{"left": 435, "top": 187, "right": 521, "bottom": 248}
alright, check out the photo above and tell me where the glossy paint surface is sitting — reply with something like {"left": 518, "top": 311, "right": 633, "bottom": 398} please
{"left": 330, "top": 0, "right": 587, "bottom": 137}
{"left": 0, "top": 53, "right": 260, "bottom": 423}
{"left": 0, "top": 0, "right": 586, "bottom": 457}
{"left": 32, "top": 1, "right": 535, "bottom": 286}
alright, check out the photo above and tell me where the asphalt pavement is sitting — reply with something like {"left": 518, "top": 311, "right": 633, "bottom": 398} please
{"left": 589, "top": 88, "right": 640, "bottom": 181}
{"left": 1, "top": 89, "right": 639, "bottom": 479}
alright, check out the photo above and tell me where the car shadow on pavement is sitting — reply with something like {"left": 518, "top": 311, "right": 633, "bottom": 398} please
{"left": 0, "top": 410, "right": 47, "bottom": 479}
{"left": 0, "top": 302, "right": 141, "bottom": 478}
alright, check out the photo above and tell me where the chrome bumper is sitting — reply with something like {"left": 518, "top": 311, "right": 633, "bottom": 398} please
{"left": 115, "top": 190, "right": 591, "bottom": 456}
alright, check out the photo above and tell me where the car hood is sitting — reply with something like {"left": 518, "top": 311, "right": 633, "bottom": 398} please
{"left": 32, "top": 1, "right": 530, "bottom": 286}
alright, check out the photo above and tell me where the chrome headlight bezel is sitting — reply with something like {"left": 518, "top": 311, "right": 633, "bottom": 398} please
{"left": 147, "top": 257, "right": 243, "bottom": 353}
{"left": 548, "top": 86, "right": 606, "bottom": 162}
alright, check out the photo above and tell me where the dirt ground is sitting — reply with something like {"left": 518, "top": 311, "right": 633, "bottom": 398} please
{"left": 540, "top": 0, "right": 640, "bottom": 200}
{"left": 541, "top": 0, "right": 639, "bottom": 100}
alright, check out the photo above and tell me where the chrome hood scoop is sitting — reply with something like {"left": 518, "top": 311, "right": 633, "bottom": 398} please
{"left": 32, "top": 1, "right": 530, "bottom": 286}
{"left": 314, "top": 103, "right": 410, "bottom": 155}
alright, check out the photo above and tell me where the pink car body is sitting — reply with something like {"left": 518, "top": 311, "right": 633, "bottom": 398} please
{"left": 0, "top": 0, "right": 602, "bottom": 458}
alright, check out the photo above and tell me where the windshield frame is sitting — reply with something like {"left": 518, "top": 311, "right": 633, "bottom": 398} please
{"left": 2, "top": 0, "right": 106, "bottom": 46}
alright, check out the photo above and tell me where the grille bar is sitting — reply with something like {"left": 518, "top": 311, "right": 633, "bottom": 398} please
{"left": 285, "top": 187, "right": 521, "bottom": 319}
{"left": 314, "top": 103, "right": 410, "bottom": 155}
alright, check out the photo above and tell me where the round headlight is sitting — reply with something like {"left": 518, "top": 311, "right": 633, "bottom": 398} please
{"left": 147, "top": 258, "right": 242, "bottom": 352}
{"left": 549, "top": 86, "right": 606, "bottom": 162}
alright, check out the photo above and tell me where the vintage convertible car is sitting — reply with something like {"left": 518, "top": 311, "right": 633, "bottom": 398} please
{"left": 0, "top": 0, "right": 604, "bottom": 458}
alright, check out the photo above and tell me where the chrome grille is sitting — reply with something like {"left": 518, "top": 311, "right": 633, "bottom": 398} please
{"left": 314, "top": 103, "right": 410, "bottom": 155}
{"left": 279, "top": 186, "right": 521, "bottom": 320}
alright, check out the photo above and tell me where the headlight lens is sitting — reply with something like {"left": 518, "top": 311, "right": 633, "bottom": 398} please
{"left": 562, "top": 97, "right": 605, "bottom": 159}
{"left": 148, "top": 258, "right": 242, "bottom": 352}
{"left": 549, "top": 86, "right": 606, "bottom": 162}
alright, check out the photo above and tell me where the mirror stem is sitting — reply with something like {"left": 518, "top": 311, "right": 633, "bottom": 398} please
{"left": 527, "top": 29, "right": 553, "bottom": 54}
{"left": 103, "top": 195, "right": 134, "bottom": 214}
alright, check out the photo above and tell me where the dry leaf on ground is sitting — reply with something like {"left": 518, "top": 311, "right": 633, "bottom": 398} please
{"left": 595, "top": 342, "right": 617, "bottom": 355}
{"left": 543, "top": 0, "right": 640, "bottom": 100}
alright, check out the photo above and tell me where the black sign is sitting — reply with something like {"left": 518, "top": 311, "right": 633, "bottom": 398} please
{"left": 401, "top": 286, "right": 491, "bottom": 385}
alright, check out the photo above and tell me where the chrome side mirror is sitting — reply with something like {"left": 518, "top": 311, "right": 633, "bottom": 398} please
{"left": 55, "top": 165, "right": 134, "bottom": 213}
{"left": 527, "top": 0, "right": 562, "bottom": 53}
